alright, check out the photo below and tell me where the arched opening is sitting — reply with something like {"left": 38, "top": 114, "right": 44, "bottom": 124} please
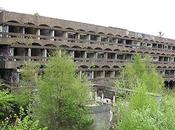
{"left": 66, "top": 28, "right": 77, "bottom": 42}
{"left": 88, "top": 31, "right": 99, "bottom": 42}
{"left": 7, "top": 20, "right": 23, "bottom": 37}
{"left": 31, "top": 43, "right": 42, "bottom": 57}
{"left": 95, "top": 49, "right": 104, "bottom": 59}
{"left": 43, "top": 44, "right": 56, "bottom": 57}
{"left": 24, "top": 22, "right": 37, "bottom": 35}
{"left": 39, "top": 24, "right": 52, "bottom": 40}
{"left": 77, "top": 29, "right": 87, "bottom": 42}
{"left": 54, "top": 26, "right": 64, "bottom": 41}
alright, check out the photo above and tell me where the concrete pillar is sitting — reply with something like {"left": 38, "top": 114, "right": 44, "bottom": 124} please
{"left": 43, "top": 49, "right": 47, "bottom": 57}
{"left": 84, "top": 51, "right": 87, "bottom": 58}
{"left": 115, "top": 53, "right": 117, "bottom": 60}
{"left": 22, "top": 27, "right": 25, "bottom": 38}
{"left": 5, "top": 25, "right": 9, "bottom": 33}
{"left": 101, "top": 92, "right": 104, "bottom": 102}
{"left": 92, "top": 71, "right": 94, "bottom": 79}
{"left": 28, "top": 48, "right": 31, "bottom": 61}
{"left": 79, "top": 70, "right": 82, "bottom": 79}
{"left": 95, "top": 52, "right": 98, "bottom": 59}
{"left": 77, "top": 33, "right": 80, "bottom": 40}
{"left": 64, "top": 32, "right": 68, "bottom": 38}
{"left": 37, "top": 29, "right": 40, "bottom": 40}
{"left": 59, "top": 49, "right": 62, "bottom": 57}
{"left": 88, "top": 34, "right": 91, "bottom": 41}
{"left": 28, "top": 48, "right": 31, "bottom": 57}
{"left": 51, "top": 30, "right": 55, "bottom": 41}
{"left": 123, "top": 54, "right": 126, "bottom": 60}
{"left": 10, "top": 48, "right": 14, "bottom": 56}
{"left": 64, "top": 32, "right": 68, "bottom": 42}
{"left": 104, "top": 52, "right": 108, "bottom": 59}
{"left": 112, "top": 95, "right": 116, "bottom": 103}
{"left": 123, "top": 39, "right": 126, "bottom": 44}
{"left": 5, "top": 25, "right": 9, "bottom": 37}
{"left": 111, "top": 71, "right": 115, "bottom": 78}
{"left": 115, "top": 38, "right": 118, "bottom": 43}
{"left": 97, "top": 36, "right": 101, "bottom": 42}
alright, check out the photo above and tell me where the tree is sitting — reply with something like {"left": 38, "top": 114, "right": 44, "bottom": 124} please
{"left": 31, "top": 51, "right": 92, "bottom": 130}
{"left": 115, "top": 54, "right": 164, "bottom": 93}
{"left": 114, "top": 54, "right": 175, "bottom": 130}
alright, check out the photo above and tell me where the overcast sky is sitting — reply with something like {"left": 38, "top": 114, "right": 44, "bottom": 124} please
{"left": 0, "top": 0, "right": 175, "bottom": 39}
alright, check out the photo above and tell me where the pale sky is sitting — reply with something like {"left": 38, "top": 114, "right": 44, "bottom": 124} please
{"left": 0, "top": 0, "right": 175, "bottom": 39}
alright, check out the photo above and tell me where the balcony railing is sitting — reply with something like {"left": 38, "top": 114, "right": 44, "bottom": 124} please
{"left": 1, "top": 32, "right": 175, "bottom": 54}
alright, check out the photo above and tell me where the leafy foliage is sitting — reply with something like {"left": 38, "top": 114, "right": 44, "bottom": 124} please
{"left": 114, "top": 54, "right": 175, "bottom": 130}
{"left": 0, "top": 108, "right": 47, "bottom": 130}
{"left": 31, "top": 51, "right": 92, "bottom": 130}
{"left": 0, "top": 90, "right": 14, "bottom": 119}
{"left": 115, "top": 54, "right": 164, "bottom": 93}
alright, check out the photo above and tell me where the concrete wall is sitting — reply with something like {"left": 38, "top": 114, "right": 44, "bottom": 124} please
{"left": 89, "top": 105, "right": 112, "bottom": 130}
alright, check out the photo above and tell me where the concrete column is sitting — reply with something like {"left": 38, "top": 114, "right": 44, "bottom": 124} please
{"left": 10, "top": 48, "right": 14, "bottom": 56}
{"left": 28, "top": 48, "right": 31, "bottom": 61}
{"left": 115, "top": 38, "right": 118, "bottom": 43}
{"left": 64, "top": 32, "right": 68, "bottom": 42}
{"left": 95, "top": 52, "right": 98, "bottom": 59}
{"left": 6, "top": 26, "right": 9, "bottom": 32}
{"left": 59, "top": 49, "right": 62, "bottom": 57}
{"left": 104, "top": 52, "right": 108, "bottom": 59}
{"left": 115, "top": 53, "right": 117, "bottom": 60}
{"left": 101, "top": 92, "right": 104, "bottom": 101}
{"left": 112, "top": 95, "right": 116, "bottom": 103}
{"left": 37, "top": 29, "right": 40, "bottom": 40}
{"left": 77, "top": 33, "right": 80, "bottom": 40}
{"left": 51, "top": 30, "right": 55, "bottom": 41}
{"left": 97, "top": 36, "right": 101, "bottom": 42}
{"left": 91, "top": 71, "right": 94, "bottom": 79}
{"left": 79, "top": 70, "right": 82, "bottom": 79}
{"left": 28, "top": 48, "right": 31, "bottom": 57}
{"left": 22, "top": 27, "right": 25, "bottom": 38}
{"left": 123, "top": 39, "right": 126, "bottom": 44}
{"left": 123, "top": 54, "right": 126, "bottom": 60}
{"left": 43, "top": 49, "right": 47, "bottom": 57}
{"left": 88, "top": 34, "right": 91, "bottom": 41}
{"left": 84, "top": 51, "right": 87, "bottom": 58}
{"left": 5, "top": 25, "right": 9, "bottom": 37}
{"left": 111, "top": 71, "right": 115, "bottom": 78}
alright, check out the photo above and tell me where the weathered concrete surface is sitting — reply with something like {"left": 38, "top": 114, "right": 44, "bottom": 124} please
{"left": 89, "top": 104, "right": 112, "bottom": 130}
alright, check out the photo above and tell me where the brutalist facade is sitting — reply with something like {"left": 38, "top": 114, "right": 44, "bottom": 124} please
{"left": 0, "top": 10, "right": 175, "bottom": 93}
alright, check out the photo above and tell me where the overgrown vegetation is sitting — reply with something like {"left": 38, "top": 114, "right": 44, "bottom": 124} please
{"left": 115, "top": 54, "right": 175, "bottom": 130}
{"left": 31, "top": 51, "right": 92, "bottom": 130}
{"left": 0, "top": 51, "right": 92, "bottom": 130}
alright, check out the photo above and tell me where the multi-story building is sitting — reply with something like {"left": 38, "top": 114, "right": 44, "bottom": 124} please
{"left": 0, "top": 10, "right": 175, "bottom": 95}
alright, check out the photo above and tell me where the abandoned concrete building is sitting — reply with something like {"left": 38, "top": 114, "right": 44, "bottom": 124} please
{"left": 0, "top": 10, "right": 175, "bottom": 99}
